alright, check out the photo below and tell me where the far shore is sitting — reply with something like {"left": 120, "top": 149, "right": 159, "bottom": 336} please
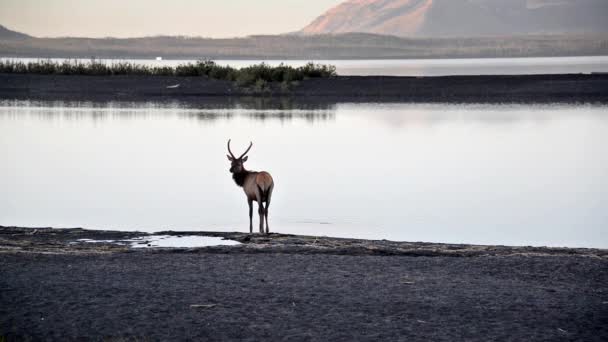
{"left": 1, "top": 73, "right": 607, "bottom": 104}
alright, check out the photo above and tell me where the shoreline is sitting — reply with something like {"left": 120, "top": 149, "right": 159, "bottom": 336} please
{"left": 1, "top": 73, "right": 608, "bottom": 104}
{"left": 1, "top": 226, "right": 606, "bottom": 257}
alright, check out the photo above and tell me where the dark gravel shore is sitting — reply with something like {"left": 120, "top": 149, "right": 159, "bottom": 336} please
{"left": 1, "top": 227, "right": 607, "bottom": 341}
{"left": 1, "top": 73, "right": 607, "bottom": 104}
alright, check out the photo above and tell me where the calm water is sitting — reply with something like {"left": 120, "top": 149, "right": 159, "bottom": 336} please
{"left": 3, "top": 56, "right": 608, "bottom": 76}
{"left": 1, "top": 100, "right": 607, "bottom": 248}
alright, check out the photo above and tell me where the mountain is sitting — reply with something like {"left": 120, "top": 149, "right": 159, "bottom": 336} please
{"left": 0, "top": 25, "right": 31, "bottom": 40}
{"left": 300, "top": 0, "right": 608, "bottom": 37}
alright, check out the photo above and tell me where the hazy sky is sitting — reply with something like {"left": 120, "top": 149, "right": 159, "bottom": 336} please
{"left": 0, "top": 0, "right": 343, "bottom": 38}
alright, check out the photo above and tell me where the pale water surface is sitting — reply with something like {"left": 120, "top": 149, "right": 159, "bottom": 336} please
{"left": 77, "top": 236, "right": 241, "bottom": 248}
{"left": 0, "top": 100, "right": 607, "bottom": 248}
{"left": 130, "top": 236, "right": 241, "bottom": 248}
{"left": 3, "top": 56, "right": 608, "bottom": 76}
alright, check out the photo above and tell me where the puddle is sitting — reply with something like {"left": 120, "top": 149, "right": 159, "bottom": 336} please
{"left": 72, "top": 235, "right": 241, "bottom": 248}
{"left": 130, "top": 235, "right": 241, "bottom": 248}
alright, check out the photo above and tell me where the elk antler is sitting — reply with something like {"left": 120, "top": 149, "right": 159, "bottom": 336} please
{"left": 227, "top": 139, "right": 236, "bottom": 159}
{"left": 239, "top": 141, "right": 253, "bottom": 159}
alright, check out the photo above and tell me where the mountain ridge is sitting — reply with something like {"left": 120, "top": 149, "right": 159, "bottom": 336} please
{"left": 0, "top": 25, "right": 31, "bottom": 40}
{"left": 301, "top": 0, "right": 608, "bottom": 37}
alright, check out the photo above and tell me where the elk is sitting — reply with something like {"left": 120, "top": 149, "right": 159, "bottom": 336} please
{"left": 227, "top": 139, "right": 274, "bottom": 234}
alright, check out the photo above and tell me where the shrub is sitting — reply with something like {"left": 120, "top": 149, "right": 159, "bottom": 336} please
{"left": 235, "top": 70, "right": 258, "bottom": 87}
{"left": 300, "top": 62, "right": 337, "bottom": 78}
{"left": 151, "top": 66, "right": 174, "bottom": 76}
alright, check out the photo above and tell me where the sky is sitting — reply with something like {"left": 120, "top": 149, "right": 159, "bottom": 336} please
{"left": 0, "top": 0, "right": 343, "bottom": 38}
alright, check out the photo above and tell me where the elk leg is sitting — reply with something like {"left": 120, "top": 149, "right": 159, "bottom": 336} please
{"left": 257, "top": 203, "right": 265, "bottom": 234}
{"left": 255, "top": 192, "right": 264, "bottom": 234}
{"left": 263, "top": 201, "right": 270, "bottom": 234}
{"left": 264, "top": 187, "right": 273, "bottom": 234}
{"left": 248, "top": 199, "right": 253, "bottom": 234}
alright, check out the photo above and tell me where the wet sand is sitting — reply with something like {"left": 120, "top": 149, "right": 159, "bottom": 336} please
{"left": 1, "top": 226, "right": 607, "bottom": 341}
{"left": 1, "top": 73, "right": 607, "bottom": 104}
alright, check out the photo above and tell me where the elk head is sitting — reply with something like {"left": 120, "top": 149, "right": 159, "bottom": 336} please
{"left": 226, "top": 139, "right": 253, "bottom": 174}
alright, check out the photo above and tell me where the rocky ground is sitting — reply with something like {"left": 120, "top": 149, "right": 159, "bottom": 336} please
{"left": 1, "top": 226, "right": 607, "bottom": 341}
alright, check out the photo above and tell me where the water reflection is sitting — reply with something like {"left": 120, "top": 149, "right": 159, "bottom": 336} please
{"left": 0, "top": 99, "right": 336, "bottom": 123}
{"left": 0, "top": 98, "right": 338, "bottom": 111}
{"left": 3, "top": 100, "right": 604, "bottom": 126}
{"left": 342, "top": 103, "right": 608, "bottom": 127}
{"left": 181, "top": 111, "right": 334, "bottom": 123}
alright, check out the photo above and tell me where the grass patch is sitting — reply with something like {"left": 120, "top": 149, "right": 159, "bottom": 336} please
{"left": 0, "top": 59, "right": 337, "bottom": 89}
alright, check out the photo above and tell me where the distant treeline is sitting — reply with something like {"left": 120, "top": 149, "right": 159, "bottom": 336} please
{"left": 1, "top": 33, "right": 607, "bottom": 59}
{"left": 0, "top": 59, "right": 337, "bottom": 90}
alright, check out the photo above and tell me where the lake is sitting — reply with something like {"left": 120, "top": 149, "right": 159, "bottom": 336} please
{"left": 3, "top": 56, "right": 608, "bottom": 76}
{"left": 1, "top": 100, "right": 606, "bottom": 248}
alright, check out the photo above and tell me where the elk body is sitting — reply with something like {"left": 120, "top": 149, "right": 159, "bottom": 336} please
{"left": 227, "top": 139, "right": 274, "bottom": 234}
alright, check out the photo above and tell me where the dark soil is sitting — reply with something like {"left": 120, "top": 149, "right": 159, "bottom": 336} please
{"left": 1, "top": 73, "right": 607, "bottom": 104}
{"left": 1, "top": 227, "right": 607, "bottom": 341}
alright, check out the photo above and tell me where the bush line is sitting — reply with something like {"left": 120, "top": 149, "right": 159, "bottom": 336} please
{"left": 0, "top": 59, "right": 337, "bottom": 89}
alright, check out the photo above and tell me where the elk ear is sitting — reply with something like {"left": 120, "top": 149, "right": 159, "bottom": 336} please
{"left": 242, "top": 156, "right": 248, "bottom": 162}
{"left": 227, "top": 154, "right": 233, "bottom": 161}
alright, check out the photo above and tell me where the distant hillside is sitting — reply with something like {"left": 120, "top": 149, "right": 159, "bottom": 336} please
{"left": 0, "top": 25, "right": 607, "bottom": 60}
{"left": 301, "top": 0, "right": 608, "bottom": 37}
{"left": 0, "top": 25, "right": 31, "bottom": 40}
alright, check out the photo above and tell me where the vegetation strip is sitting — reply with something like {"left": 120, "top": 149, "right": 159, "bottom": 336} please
{"left": 0, "top": 59, "right": 337, "bottom": 89}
